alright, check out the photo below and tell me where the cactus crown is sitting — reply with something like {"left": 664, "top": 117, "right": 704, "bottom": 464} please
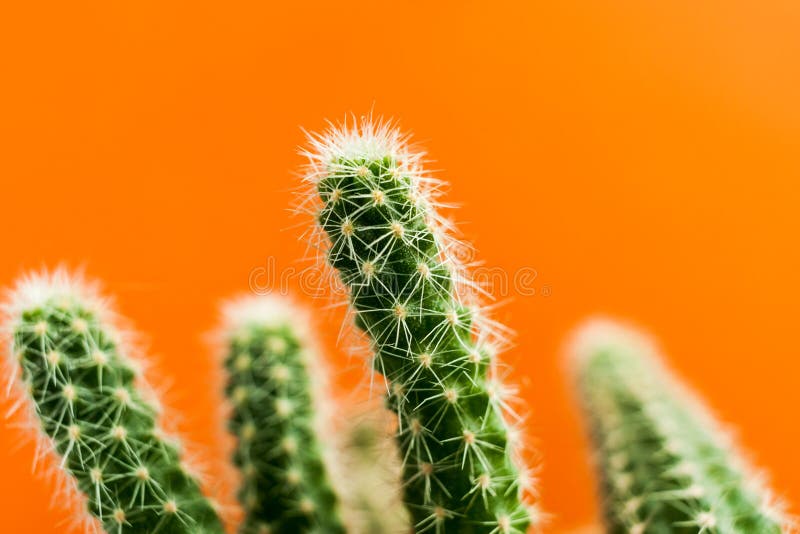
{"left": 220, "top": 296, "right": 346, "bottom": 534}
{"left": 4, "top": 270, "right": 223, "bottom": 533}
{"left": 571, "top": 320, "right": 791, "bottom": 534}
{"left": 300, "top": 116, "right": 537, "bottom": 533}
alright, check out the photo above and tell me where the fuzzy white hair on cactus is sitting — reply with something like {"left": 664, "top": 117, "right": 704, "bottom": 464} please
{"left": 296, "top": 114, "right": 489, "bottom": 314}
{"left": 301, "top": 115, "right": 421, "bottom": 179}
{"left": 4, "top": 268, "right": 103, "bottom": 317}
{"left": 221, "top": 293, "right": 311, "bottom": 339}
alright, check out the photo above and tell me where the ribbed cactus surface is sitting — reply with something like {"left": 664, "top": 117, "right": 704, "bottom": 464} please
{"left": 221, "top": 296, "right": 345, "bottom": 534}
{"left": 5, "top": 271, "right": 223, "bottom": 533}
{"left": 572, "top": 320, "right": 789, "bottom": 534}
{"left": 301, "top": 118, "right": 535, "bottom": 533}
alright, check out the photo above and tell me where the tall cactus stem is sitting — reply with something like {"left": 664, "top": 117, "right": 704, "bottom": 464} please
{"left": 3, "top": 269, "right": 224, "bottom": 533}
{"left": 298, "top": 116, "right": 538, "bottom": 533}
{"left": 340, "top": 403, "right": 410, "bottom": 534}
{"left": 219, "top": 295, "right": 346, "bottom": 534}
{"left": 570, "top": 319, "right": 792, "bottom": 534}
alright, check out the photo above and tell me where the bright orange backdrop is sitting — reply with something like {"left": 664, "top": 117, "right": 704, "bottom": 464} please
{"left": 1, "top": 1, "right": 799, "bottom": 532}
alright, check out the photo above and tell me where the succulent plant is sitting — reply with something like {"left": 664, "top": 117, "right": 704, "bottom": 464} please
{"left": 298, "top": 116, "right": 537, "bottom": 533}
{"left": 220, "top": 295, "right": 346, "bottom": 534}
{"left": 571, "top": 319, "right": 790, "bottom": 534}
{"left": 340, "top": 404, "right": 409, "bottom": 534}
{"left": 4, "top": 270, "right": 223, "bottom": 533}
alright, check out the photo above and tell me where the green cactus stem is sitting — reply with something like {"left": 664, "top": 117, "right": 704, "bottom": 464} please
{"left": 4, "top": 270, "right": 224, "bottom": 533}
{"left": 571, "top": 319, "right": 790, "bottom": 534}
{"left": 300, "top": 117, "right": 537, "bottom": 533}
{"left": 220, "top": 296, "right": 346, "bottom": 534}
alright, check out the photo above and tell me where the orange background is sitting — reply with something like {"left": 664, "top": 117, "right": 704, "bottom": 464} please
{"left": 2, "top": 1, "right": 799, "bottom": 532}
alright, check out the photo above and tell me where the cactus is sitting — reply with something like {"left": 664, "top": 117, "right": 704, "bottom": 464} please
{"left": 299, "top": 117, "right": 536, "bottom": 533}
{"left": 571, "top": 319, "right": 790, "bottom": 534}
{"left": 340, "top": 405, "right": 410, "bottom": 534}
{"left": 220, "top": 295, "right": 346, "bottom": 534}
{"left": 3, "top": 270, "right": 224, "bottom": 533}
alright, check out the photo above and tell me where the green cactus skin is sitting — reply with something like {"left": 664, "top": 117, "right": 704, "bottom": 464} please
{"left": 301, "top": 118, "right": 536, "bottom": 534}
{"left": 571, "top": 320, "right": 790, "bottom": 534}
{"left": 4, "top": 271, "right": 224, "bottom": 534}
{"left": 220, "top": 296, "right": 346, "bottom": 534}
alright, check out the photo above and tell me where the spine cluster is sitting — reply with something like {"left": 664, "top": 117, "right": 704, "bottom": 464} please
{"left": 221, "top": 296, "right": 345, "bottom": 534}
{"left": 572, "top": 320, "right": 788, "bottom": 534}
{"left": 5, "top": 271, "right": 223, "bottom": 533}
{"left": 301, "top": 118, "right": 535, "bottom": 533}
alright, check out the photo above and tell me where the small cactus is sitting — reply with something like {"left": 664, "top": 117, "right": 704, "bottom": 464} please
{"left": 571, "top": 319, "right": 790, "bottom": 534}
{"left": 340, "top": 405, "right": 409, "bottom": 534}
{"left": 3, "top": 270, "right": 224, "bottom": 533}
{"left": 299, "top": 117, "right": 536, "bottom": 533}
{"left": 220, "top": 295, "right": 346, "bottom": 534}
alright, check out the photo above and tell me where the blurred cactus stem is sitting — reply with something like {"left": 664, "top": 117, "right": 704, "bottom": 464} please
{"left": 341, "top": 406, "right": 409, "bottom": 533}
{"left": 299, "top": 116, "right": 537, "bottom": 533}
{"left": 4, "top": 269, "right": 224, "bottom": 533}
{"left": 220, "top": 295, "right": 346, "bottom": 534}
{"left": 570, "top": 319, "right": 791, "bottom": 534}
